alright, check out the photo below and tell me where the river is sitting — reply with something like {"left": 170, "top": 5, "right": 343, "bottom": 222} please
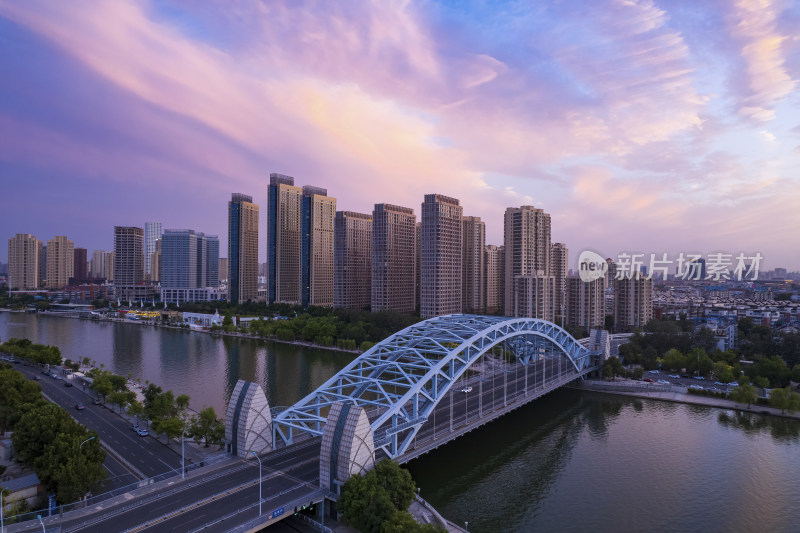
{"left": 2, "top": 312, "right": 799, "bottom": 532}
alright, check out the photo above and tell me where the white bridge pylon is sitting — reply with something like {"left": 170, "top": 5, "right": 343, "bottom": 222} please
{"left": 273, "top": 314, "right": 595, "bottom": 459}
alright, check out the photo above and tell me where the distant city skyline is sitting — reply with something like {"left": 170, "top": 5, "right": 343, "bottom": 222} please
{"left": 1, "top": 1, "right": 799, "bottom": 269}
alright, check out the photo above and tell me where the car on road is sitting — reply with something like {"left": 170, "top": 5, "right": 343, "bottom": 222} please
{"left": 657, "top": 379, "right": 670, "bottom": 385}
{"left": 131, "top": 424, "right": 140, "bottom": 432}
{"left": 92, "top": 398, "right": 102, "bottom": 405}
{"left": 137, "top": 429, "right": 149, "bottom": 437}
{"left": 460, "top": 386, "right": 473, "bottom": 393}
{"left": 64, "top": 381, "right": 73, "bottom": 387}
{"left": 694, "top": 376, "right": 705, "bottom": 380}
{"left": 648, "top": 370, "right": 660, "bottom": 374}
{"left": 727, "top": 382, "right": 739, "bottom": 387}
{"left": 689, "top": 385, "right": 704, "bottom": 390}
{"left": 643, "top": 378, "right": 655, "bottom": 383}
{"left": 668, "top": 374, "right": 680, "bottom": 379}
{"left": 75, "top": 403, "right": 85, "bottom": 410}
{"left": 714, "top": 382, "right": 727, "bottom": 386}
{"left": 33, "top": 376, "right": 42, "bottom": 381}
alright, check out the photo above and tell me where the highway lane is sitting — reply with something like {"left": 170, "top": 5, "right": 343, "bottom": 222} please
{"left": 148, "top": 460, "right": 319, "bottom": 532}
{"left": 14, "top": 363, "right": 182, "bottom": 479}
{"left": 61, "top": 440, "right": 322, "bottom": 533}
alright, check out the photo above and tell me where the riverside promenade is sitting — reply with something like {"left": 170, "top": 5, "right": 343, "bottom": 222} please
{"left": 576, "top": 379, "right": 800, "bottom": 420}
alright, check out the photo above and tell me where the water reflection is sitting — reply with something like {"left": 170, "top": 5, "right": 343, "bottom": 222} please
{"left": 717, "top": 411, "right": 800, "bottom": 442}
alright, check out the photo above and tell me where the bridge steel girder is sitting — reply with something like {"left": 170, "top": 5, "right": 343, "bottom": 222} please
{"left": 273, "top": 314, "right": 594, "bottom": 458}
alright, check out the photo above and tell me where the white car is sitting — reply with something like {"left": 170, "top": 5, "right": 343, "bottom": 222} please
{"left": 460, "top": 387, "right": 472, "bottom": 393}
{"left": 648, "top": 370, "right": 660, "bottom": 374}
{"left": 668, "top": 374, "right": 680, "bottom": 379}
{"left": 657, "top": 379, "right": 670, "bottom": 385}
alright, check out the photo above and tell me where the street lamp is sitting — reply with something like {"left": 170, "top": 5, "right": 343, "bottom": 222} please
{"left": 1, "top": 487, "right": 9, "bottom": 533}
{"left": 181, "top": 428, "right": 188, "bottom": 479}
{"left": 465, "top": 521, "right": 469, "bottom": 532}
{"left": 36, "top": 514, "right": 45, "bottom": 532}
{"left": 252, "top": 451, "right": 262, "bottom": 516}
{"left": 79, "top": 436, "right": 95, "bottom": 450}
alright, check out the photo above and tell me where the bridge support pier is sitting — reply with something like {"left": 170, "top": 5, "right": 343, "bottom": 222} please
{"left": 224, "top": 380, "right": 273, "bottom": 458}
{"left": 319, "top": 402, "right": 375, "bottom": 494}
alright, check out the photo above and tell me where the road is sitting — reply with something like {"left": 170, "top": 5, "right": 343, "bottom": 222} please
{"left": 11, "top": 361, "right": 183, "bottom": 487}
{"left": 57, "top": 439, "right": 321, "bottom": 533}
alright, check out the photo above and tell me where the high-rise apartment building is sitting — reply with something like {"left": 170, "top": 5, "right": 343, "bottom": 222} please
{"left": 144, "top": 222, "right": 162, "bottom": 279}
{"left": 160, "top": 229, "right": 219, "bottom": 303}
{"left": 614, "top": 273, "right": 653, "bottom": 331}
{"left": 229, "top": 193, "right": 259, "bottom": 304}
{"left": 503, "top": 206, "right": 551, "bottom": 316}
{"left": 421, "top": 194, "right": 462, "bottom": 319}
{"left": 38, "top": 243, "right": 46, "bottom": 288}
{"left": 372, "top": 204, "right": 416, "bottom": 314}
{"left": 219, "top": 258, "right": 228, "bottom": 282}
{"left": 302, "top": 185, "right": 336, "bottom": 307}
{"left": 566, "top": 276, "right": 605, "bottom": 331}
{"left": 104, "top": 252, "right": 115, "bottom": 282}
{"left": 415, "top": 222, "right": 421, "bottom": 313}
{"left": 550, "top": 243, "right": 568, "bottom": 325}
{"left": 73, "top": 247, "right": 88, "bottom": 282}
{"left": 334, "top": 211, "right": 372, "bottom": 310}
{"left": 462, "top": 216, "right": 485, "bottom": 314}
{"left": 149, "top": 240, "right": 161, "bottom": 282}
{"left": 114, "top": 226, "right": 144, "bottom": 300}
{"left": 46, "top": 236, "right": 74, "bottom": 289}
{"left": 8, "top": 234, "right": 40, "bottom": 290}
{"left": 485, "top": 244, "right": 504, "bottom": 314}
{"left": 267, "top": 174, "right": 302, "bottom": 305}
{"left": 514, "top": 271, "right": 555, "bottom": 321}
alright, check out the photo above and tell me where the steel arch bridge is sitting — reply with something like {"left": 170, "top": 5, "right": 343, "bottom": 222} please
{"left": 273, "top": 314, "right": 595, "bottom": 459}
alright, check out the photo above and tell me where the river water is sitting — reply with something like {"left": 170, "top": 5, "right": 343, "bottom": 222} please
{"left": 3, "top": 313, "right": 799, "bottom": 532}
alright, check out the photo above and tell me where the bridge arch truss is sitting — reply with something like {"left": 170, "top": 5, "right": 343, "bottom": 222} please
{"left": 274, "top": 314, "right": 595, "bottom": 459}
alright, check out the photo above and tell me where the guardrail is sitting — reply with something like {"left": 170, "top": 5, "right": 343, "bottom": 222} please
{"left": 221, "top": 489, "right": 328, "bottom": 533}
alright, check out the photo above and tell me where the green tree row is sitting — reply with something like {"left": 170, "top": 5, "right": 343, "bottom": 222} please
{"left": 0, "top": 338, "right": 62, "bottom": 366}
{"left": 0, "top": 364, "right": 106, "bottom": 504}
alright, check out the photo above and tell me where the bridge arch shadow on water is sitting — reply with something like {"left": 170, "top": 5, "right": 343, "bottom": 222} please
{"left": 274, "top": 314, "right": 601, "bottom": 461}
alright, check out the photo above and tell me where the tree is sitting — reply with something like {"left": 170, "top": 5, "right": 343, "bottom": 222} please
{"left": 158, "top": 416, "right": 185, "bottom": 444}
{"left": 176, "top": 394, "right": 191, "bottom": 413}
{"left": 730, "top": 383, "right": 757, "bottom": 408}
{"left": 792, "top": 364, "right": 800, "bottom": 384}
{"left": 712, "top": 361, "right": 735, "bottom": 384}
{"left": 769, "top": 387, "right": 790, "bottom": 413}
{"left": 602, "top": 357, "right": 624, "bottom": 380}
{"left": 381, "top": 511, "right": 446, "bottom": 533}
{"left": 340, "top": 474, "right": 396, "bottom": 533}
{"left": 752, "top": 376, "right": 769, "bottom": 395}
{"left": 128, "top": 400, "right": 144, "bottom": 424}
{"left": 662, "top": 349, "right": 686, "bottom": 371}
{"left": 373, "top": 458, "right": 416, "bottom": 511}
{"left": 190, "top": 407, "right": 225, "bottom": 447}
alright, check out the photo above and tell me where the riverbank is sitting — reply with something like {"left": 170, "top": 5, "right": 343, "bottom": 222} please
{"left": 575, "top": 379, "right": 800, "bottom": 420}
{"left": 2, "top": 308, "right": 363, "bottom": 355}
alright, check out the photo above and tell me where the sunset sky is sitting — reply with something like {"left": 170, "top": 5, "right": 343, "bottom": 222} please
{"left": 1, "top": 0, "right": 799, "bottom": 269}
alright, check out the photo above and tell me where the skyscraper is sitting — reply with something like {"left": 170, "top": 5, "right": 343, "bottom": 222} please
{"left": 150, "top": 240, "right": 161, "bottom": 282}
{"left": 73, "top": 247, "right": 88, "bottom": 282}
{"left": 514, "top": 271, "right": 555, "bottom": 321}
{"left": 550, "top": 243, "right": 568, "bottom": 325}
{"left": 160, "top": 229, "right": 219, "bottom": 303}
{"left": 372, "top": 204, "right": 416, "bottom": 313}
{"left": 114, "top": 226, "right": 144, "bottom": 300}
{"left": 485, "top": 244, "right": 504, "bottom": 314}
{"left": 229, "top": 193, "right": 259, "bottom": 304}
{"left": 614, "top": 273, "right": 653, "bottom": 331}
{"left": 334, "top": 211, "right": 372, "bottom": 310}
{"left": 46, "top": 236, "right": 74, "bottom": 289}
{"left": 218, "top": 258, "right": 228, "bottom": 282}
{"left": 302, "top": 185, "right": 336, "bottom": 307}
{"left": 421, "top": 194, "right": 462, "bottom": 319}
{"left": 504, "top": 206, "right": 551, "bottom": 316}
{"left": 8, "top": 234, "right": 40, "bottom": 290}
{"left": 267, "top": 174, "right": 302, "bottom": 305}
{"left": 144, "top": 222, "right": 162, "bottom": 279}
{"left": 566, "top": 276, "right": 605, "bottom": 331}
{"left": 462, "top": 216, "right": 485, "bottom": 314}
{"left": 38, "top": 242, "right": 46, "bottom": 288}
